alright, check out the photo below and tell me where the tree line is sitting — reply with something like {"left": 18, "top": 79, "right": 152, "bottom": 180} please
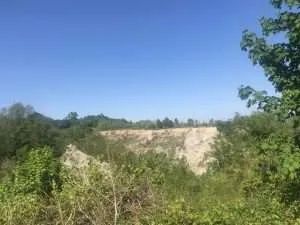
{"left": 1, "top": 0, "right": 300, "bottom": 223}
{"left": 0, "top": 102, "right": 217, "bottom": 163}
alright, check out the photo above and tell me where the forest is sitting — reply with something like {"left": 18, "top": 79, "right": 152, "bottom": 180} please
{"left": 0, "top": 0, "right": 300, "bottom": 224}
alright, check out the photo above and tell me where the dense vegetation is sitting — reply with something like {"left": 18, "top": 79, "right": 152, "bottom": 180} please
{"left": 0, "top": 103, "right": 210, "bottom": 163}
{"left": 2, "top": 112, "right": 299, "bottom": 224}
{"left": 1, "top": 0, "right": 300, "bottom": 224}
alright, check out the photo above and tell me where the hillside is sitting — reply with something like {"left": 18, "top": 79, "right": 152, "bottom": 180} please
{"left": 100, "top": 127, "right": 218, "bottom": 174}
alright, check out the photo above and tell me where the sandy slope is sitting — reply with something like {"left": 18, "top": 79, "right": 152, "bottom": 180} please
{"left": 100, "top": 127, "right": 218, "bottom": 174}
{"left": 62, "top": 144, "right": 111, "bottom": 182}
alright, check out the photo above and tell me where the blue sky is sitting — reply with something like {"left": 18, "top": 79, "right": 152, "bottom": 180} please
{"left": 0, "top": 0, "right": 276, "bottom": 121}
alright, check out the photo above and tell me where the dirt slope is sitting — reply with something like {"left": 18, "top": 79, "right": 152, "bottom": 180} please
{"left": 61, "top": 144, "right": 111, "bottom": 184}
{"left": 100, "top": 127, "right": 218, "bottom": 174}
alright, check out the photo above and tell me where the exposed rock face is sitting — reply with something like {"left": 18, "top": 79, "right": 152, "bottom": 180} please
{"left": 62, "top": 144, "right": 95, "bottom": 169}
{"left": 62, "top": 144, "right": 111, "bottom": 182}
{"left": 100, "top": 127, "right": 218, "bottom": 174}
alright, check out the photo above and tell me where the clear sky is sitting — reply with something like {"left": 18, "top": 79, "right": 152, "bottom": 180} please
{"left": 0, "top": 0, "right": 277, "bottom": 121}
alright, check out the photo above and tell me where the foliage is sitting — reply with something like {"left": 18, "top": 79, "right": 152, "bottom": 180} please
{"left": 0, "top": 104, "right": 64, "bottom": 160}
{"left": 2, "top": 112, "right": 300, "bottom": 224}
{"left": 65, "top": 112, "right": 79, "bottom": 122}
{"left": 0, "top": 145, "right": 195, "bottom": 225}
{"left": 240, "top": 0, "right": 300, "bottom": 118}
{"left": 1, "top": 1, "right": 300, "bottom": 223}
{"left": 0, "top": 147, "right": 61, "bottom": 197}
{"left": 239, "top": 0, "right": 300, "bottom": 208}
{"left": 161, "top": 117, "right": 174, "bottom": 128}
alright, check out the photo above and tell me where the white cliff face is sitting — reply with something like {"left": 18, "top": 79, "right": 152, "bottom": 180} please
{"left": 100, "top": 127, "right": 218, "bottom": 174}
{"left": 62, "top": 144, "right": 94, "bottom": 169}
{"left": 62, "top": 144, "right": 111, "bottom": 183}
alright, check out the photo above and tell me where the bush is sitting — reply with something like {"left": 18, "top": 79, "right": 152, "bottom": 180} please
{"left": 1, "top": 112, "right": 300, "bottom": 224}
{"left": 0, "top": 147, "right": 61, "bottom": 198}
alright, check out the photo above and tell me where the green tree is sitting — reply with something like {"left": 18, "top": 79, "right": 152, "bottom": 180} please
{"left": 0, "top": 104, "right": 65, "bottom": 160}
{"left": 65, "top": 112, "right": 78, "bottom": 121}
{"left": 1, "top": 103, "right": 34, "bottom": 119}
{"left": 162, "top": 117, "right": 174, "bottom": 128}
{"left": 240, "top": 0, "right": 300, "bottom": 203}
{"left": 13, "top": 147, "right": 61, "bottom": 196}
{"left": 156, "top": 119, "right": 163, "bottom": 129}
{"left": 187, "top": 118, "right": 194, "bottom": 127}
{"left": 174, "top": 118, "right": 179, "bottom": 127}
{"left": 240, "top": 0, "right": 300, "bottom": 118}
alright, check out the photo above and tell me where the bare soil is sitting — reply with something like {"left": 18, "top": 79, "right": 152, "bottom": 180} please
{"left": 100, "top": 127, "right": 218, "bottom": 174}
